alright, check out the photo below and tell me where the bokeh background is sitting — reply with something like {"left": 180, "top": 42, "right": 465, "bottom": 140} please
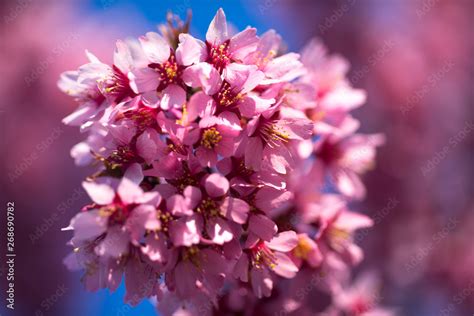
{"left": 0, "top": 0, "right": 472, "bottom": 315}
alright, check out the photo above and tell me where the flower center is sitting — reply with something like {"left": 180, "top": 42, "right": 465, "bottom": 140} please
{"left": 317, "top": 140, "right": 342, "bottom": 165}
{"left": 98, "top": 66, "right": 136, "bottom": 103}
{"left": 158, "top": 211, "right": 173, "bottom": 232}
{"left": 207, "top": 40, "right": 231, "bottom": 72}
{"left": 149, "top": 55, "right": 182, "bottom": 89}
{"left": 196, "top": 198, "right": 220, "bottom": 218}
{"left": 293, "top": 238, "right": 313, "bottom": 259}
{"left": 123, "top": 107, "right": 158, "bottom": 132}
{"left": 260, "top": 121, "right": 290, "bottom": 148}
{"left": 182, "top": 246, "right": 201, "bottom": 268}
{"left": 201, "top": 127, "right": 222, "bottom": 149}
{"left": 107, "top": 145, "right": 138, "bottom": 165}
{"left": 327, "top": 227, "right": 350, "bottom": 253}
{"left": 251, "top": 241, "right": 276, "bottom": 269}
{"left": 214, "top": 81, "right": 242, "bottom": 109}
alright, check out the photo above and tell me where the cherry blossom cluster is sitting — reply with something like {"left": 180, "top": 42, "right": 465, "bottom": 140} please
{"left": 60, "top": 9, "right": 389, "bottom": 315}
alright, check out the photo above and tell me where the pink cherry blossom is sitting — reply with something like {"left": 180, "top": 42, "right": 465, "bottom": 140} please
{"left": 60, "top": 8, "right": 387, "bottom": 315}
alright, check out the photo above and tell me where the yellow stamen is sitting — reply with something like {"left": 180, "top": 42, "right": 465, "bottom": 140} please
{"left": 201, "top": 127, "right": 222, "bottom": 149}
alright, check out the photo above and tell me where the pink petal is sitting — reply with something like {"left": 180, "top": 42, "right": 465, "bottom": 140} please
{"left": 141, "top": 234, "right": 168, "bottom": 263}
{"left": 205, "top": 173, "right": 230, "bottom": 197}
{"left": 136, "top": 129, "right": 159, "bottom": 164}
{"left": 245, "top": 137, "right": 263, "bottom": 171}
{"left": 239, "top": 95, "right": 275, "bottom": 117}
{"left": 206, "top": 217, "right": 233, "bottom": 245}
{"left": 331, "top": 168, "right": 366, "bottom": 200}
{"left": 196, "top": 147, "right": 218, "bottom": 167}
{"left": 161, "top": 84, "right": 186, "bottom": 110}
{"left": 272, "top": 252, "right": 298, "bottom": 278}
{"left": 139, "top": 32, "right": 171, "bottom": 64}
{"left": 113, "top": 39, "right": 133, "bottom": 73}
{"left": 229, "top": 28, "right": 259, "bottom": 60}
{"left": 176, "top": 34, "right": 207, "bottom": 66}
{"left": 255, "top": 188, "right": 292, "bottom": 214}
{"left": 206, "top": 8, "right": 228, "bottom": 44}
{"left": 94, "top": 226, "right": 129, "bottom": 258}
{"left": 169, "top": 215, "right": 202, "bottom": 247}
{"left": 128, "top": 68, "right": 160, "bottom": 94}
{"left": 82, "top": 181, "right": 115, "bottom": 205}
{"left": 220, "top": 197, "right": 249, "bottom": 224}
{"left": 335, "top": 210, "right": 373, "bottom": 232}
{"left": 118, "top": 177, "right": 143, "bottom": 205}
{"left": 175, "top": 261, "right": 200, "bottom": 298}
{"left": 233, "top": 253, "right": 249, "bottom": 282}
{"left": 69, "top": 210, "right": 108, "bottom": 242}
{"left": 266, "top": 231, "right": 298, "bottom": 252}
{"left": 248, "top": 214, "right": 277, "bottom": 241}
{"left": 251, "top": 267, "right": 273, "bottom": 298}
{"left": 187, "top": 92, "right": 216, "bottom": 119}
{"left": 182, "top": 63, "right": 222, "bottom": 95}
{"left": 123, "top": 163, "right": 144, "bottom": 186}
{"left": 126, "top": 205, "right": 160, "bottom": 244}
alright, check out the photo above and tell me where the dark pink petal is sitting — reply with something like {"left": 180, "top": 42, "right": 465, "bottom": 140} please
{"left": 141, "top": 234, "right": 168, "bottom": 263}
{"left": 266, "top": 231, "right": 298, "bottom": 252}
{"left": 220, "top": 197, "right": 249, "bottom": 224}
{"left": 205, "top": 173, "right": 230, "bottom": 197}
{"left": 233, "top": 253, "right": 249, "bottom": 282}
{"left": 174, "top": 261, "right": 201, "bottom": 298}
{"left": 196, "top": 147, "right": 218, "bottom": 168}
{"left": 223, "top": 238, "right": 242, "bottom": 259}
{"left": 255, "top": 187, "right": 292, "bottom": 214}
{"left": 248, "top": 214, "right": 277, "bottom": 241}
{"left": 206, "top": 217, "right": 233, "bottom": 245}
{"left": 251, "top": 267, "right": 273, "bottom": 298}
{"left": 245, "top": 137, "right": 263, "bottom": 171}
